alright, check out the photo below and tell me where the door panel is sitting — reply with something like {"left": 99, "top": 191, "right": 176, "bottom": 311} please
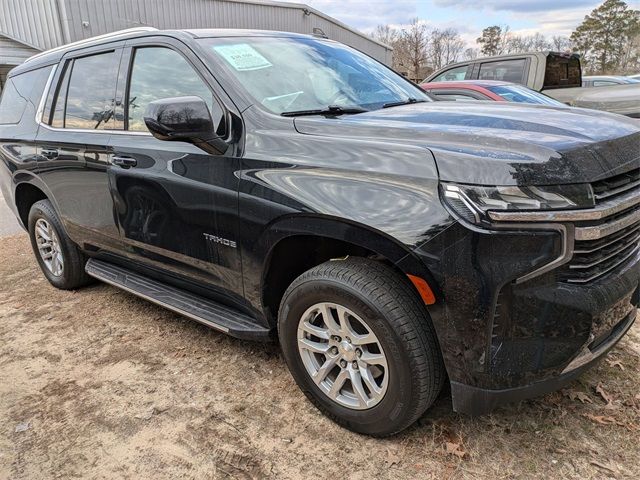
{"left": 35, "top": 48, "right": 123, "bottom": 252}
{"left": 109, "top": 42, "right": 243, "bottom": 300}
{"left": 108, "top": 136, "right": 242, "bottom": 297}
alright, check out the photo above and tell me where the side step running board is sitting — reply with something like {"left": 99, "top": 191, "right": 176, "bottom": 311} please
{"left": 85, "top": 259, "right": 271, "bottom": 341}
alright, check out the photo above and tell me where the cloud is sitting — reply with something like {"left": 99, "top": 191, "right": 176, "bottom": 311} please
{"left": 277, "top": 0, "right": 419, "bottom": 31}
{"left": 433, "top": 0, "right": 599, "bottom": 13}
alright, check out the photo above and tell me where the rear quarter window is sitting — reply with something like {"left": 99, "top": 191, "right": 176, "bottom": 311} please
{"left": 0, "top": 66, "right": 53, "bottom": 125}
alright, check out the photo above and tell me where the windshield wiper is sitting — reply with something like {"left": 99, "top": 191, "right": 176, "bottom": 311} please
{"left": 382, "top": 98, "right": 427, "bottom": 109}
{"left": 281, "top": 105, "right": 368, "bottom": 117}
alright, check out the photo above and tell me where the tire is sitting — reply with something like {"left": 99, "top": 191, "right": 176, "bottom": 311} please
{"left": 278, "top": 257, "right": 445, "bottom": 436}
{"left": 28, "top": 199, "right": 92, "bottom": 290}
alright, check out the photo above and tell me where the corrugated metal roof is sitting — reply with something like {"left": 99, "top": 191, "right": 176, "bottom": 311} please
{"left": 0, "top": 34, "right": 40, "bottom": 65}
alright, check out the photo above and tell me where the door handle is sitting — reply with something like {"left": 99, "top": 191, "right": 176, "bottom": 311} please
{"left": 111, "top": 156, "right": 137, "bottom": 168}
{"left": 41, "top": 148, "right": 58, "bottom": 159}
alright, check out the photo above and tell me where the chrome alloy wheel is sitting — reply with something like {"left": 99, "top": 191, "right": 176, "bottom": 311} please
{"left": 297, "top": 302, "right": 389, "bottom": 410}
{"left": 34, "top": 218, "right": 64, "bottom": 276}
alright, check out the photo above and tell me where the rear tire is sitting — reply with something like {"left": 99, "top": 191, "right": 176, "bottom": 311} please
{"left": 278, "top": 257, "right": 445, "bottom": 436}
{"left": 28, "top": 199, "right": 92, "bottom": 290}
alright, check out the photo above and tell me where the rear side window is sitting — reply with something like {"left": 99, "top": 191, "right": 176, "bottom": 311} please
{"left": 126, "top": 47, "right": 223, "bottom": 132}
{"left": 50, "top": 50, "right": 120, "bottom": 129}
{"left": 478, "top": 59, "right": 526, "bottom": 83}
{"left": 0, "top": 66, "right": 53, "bottom": 124}
{"left": 430, "top": 65, "right": 469, "bottom": 82}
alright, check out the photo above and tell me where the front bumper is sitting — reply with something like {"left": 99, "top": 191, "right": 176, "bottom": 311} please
{"left": 414, "top": 183, "right": 640, "bottom": 414}
{"left": 451, "top": 307, "right": 636, "bottom": 415}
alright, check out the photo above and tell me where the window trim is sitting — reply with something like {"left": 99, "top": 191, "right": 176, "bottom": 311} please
{"left": 48, "top": 59, "right": 72, "bottom": 127}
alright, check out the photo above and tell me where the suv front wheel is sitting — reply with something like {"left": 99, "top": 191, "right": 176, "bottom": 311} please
{"left": 278, "top": 257, "right": 445, "bottom": 436}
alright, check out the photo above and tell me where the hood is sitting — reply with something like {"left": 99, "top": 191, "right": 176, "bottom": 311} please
{"left": 294, "top": 102, "right": 640, "bottom": 185}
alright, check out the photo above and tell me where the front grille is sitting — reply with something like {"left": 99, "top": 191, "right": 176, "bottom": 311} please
{"left": 560, "top": 171, "right": 640, "bottom": 284}
{"left": 592, "top": 167, "right": 640, "bottom": 202}
{"left": 562, "top": 219, "right": 640, "bottom": 283}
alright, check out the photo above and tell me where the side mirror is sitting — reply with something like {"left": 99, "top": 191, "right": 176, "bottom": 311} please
{"left": 143, "top": 96, "right": 228, "bottom": 154}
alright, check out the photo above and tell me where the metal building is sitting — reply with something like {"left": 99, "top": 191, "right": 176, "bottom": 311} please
{"left": 0, "top": 0, "right": 392, "bottom": 91}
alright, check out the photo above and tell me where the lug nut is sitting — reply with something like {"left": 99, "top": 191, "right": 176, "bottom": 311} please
{"left": 330, "top": 347, "right": 338, "bottom": 355}
{"left": 340, "top": 360, "right": 347, "bottom": 368}
{"left": 352, "top": 361, "right": 358, "bottom": 369}
{"left": 332, "top": 335, "right": 341, "bottom": 342}
{"left": 356, "top": 349, "right": 362, "bottom": 357}
{"left": 346, "top": 337, "right": 351, "bottom": 343}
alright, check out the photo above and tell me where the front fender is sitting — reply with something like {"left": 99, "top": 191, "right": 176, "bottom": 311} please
{"left": 238, "top": 159, "right": 454, "bottom": 317}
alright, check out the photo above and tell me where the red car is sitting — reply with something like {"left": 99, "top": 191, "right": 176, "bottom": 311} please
{"left": 420, "top": 80, "right": 566, "bottom": 106}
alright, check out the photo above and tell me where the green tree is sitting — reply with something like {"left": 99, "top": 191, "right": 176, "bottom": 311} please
{"left": 476, "top": 26, "right": 504, "bottom": 56}
{"left": 570, "top": 0, "right": 640, "bottom": 74}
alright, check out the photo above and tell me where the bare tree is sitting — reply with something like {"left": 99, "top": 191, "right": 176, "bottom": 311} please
{"left": 463, "top": 47, "right": 479, "bottom": 60}
{"left": 505, "top": 33, "right": 551, "bottom": 53}
{"left": 372, "top": 24, "right": 399, "bottom": 46}
{"left": 402, "top": 18, "right": 429, "bottom": 80}
{"left": 551, "top": 35, "right": 572, "bottom": 52}
{"left": 429, "top": 28, "right": 465, "bottom": 70}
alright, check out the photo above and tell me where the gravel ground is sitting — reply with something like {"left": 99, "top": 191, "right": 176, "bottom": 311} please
{"left": 0, "top": 193, "right": 21, "bottom": 237}
{"left": 1, "top": 232, "right": 639, "bottom": 479}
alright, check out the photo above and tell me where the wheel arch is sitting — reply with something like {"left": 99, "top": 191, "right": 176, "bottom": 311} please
{"left": 257, "top": 215, "right": 441, "bottom": 325}
{"left": 13, "top": 174, "right": 56, "bottom": 228}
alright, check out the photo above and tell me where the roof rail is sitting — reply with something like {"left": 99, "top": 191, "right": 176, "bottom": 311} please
{"left": 25, "top": 27, "right": 159, "bottom": 63}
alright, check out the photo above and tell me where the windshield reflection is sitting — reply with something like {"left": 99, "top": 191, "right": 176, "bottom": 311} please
{"left": 198, "top": 36, "right": 430, "bottom": 114}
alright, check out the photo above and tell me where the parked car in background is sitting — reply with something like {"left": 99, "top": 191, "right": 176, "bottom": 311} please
{"left": 420, "top": 80, "right": 566, "bottom": 106}
{"left": 423, "top": 51, "right": 640, "bottom": 117}
{"left": 582, "top": 75, "right": 640, "bottom": 87}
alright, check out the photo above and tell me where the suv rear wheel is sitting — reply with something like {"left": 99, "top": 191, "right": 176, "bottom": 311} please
{"left": 28, "top": 199, "right": 92, "bottom": 290}
{"left": 278, "top": 257, "right": 444, "bottom": 436}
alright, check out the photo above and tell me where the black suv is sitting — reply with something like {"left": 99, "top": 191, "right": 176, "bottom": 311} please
{"left": 1, "top": 28, "right": 638, "bottom": 437}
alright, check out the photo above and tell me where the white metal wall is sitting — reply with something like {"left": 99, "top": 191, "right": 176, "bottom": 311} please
{"left": 0, "top": 0, "right": 392, "bottom": 64}
{"left": 0, "top": 0, "right": 65, "bottom": 51}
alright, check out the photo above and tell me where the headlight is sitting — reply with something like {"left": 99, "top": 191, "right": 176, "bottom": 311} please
{"left": 441, "top": 182, "right": 595, "bottom": 225}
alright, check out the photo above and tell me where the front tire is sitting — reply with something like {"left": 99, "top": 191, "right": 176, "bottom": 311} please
{"left": 278, "top": 257, "right": 445, "bottom": 436}
{"left": 28, "top": 199, "right": 92, "bottom": 290}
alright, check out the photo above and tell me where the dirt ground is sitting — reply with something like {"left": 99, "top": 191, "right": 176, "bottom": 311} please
{"left": 0, "top": 233, "right": 638, "bottom": 479}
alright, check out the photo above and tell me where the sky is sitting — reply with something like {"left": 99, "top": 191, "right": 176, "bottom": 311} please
{"left": 277, "top": 0, "right": 640, "bottom": 47}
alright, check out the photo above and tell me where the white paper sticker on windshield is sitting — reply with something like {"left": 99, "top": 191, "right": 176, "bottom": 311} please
{"left": 213, "top": 44, "right": 272, "bottom": 71}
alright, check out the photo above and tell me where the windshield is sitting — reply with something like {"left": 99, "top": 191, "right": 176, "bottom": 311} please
{"left": 486, "top": 84, "right": 566, "bottom": 106}
{"left": 198, "top": 36, "right": 430, "bottom": 115}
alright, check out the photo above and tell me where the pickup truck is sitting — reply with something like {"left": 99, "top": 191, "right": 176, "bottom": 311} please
{"left": 1, "top": 28, "right": 639, "bottom": 436}
{"left": 424, "top": 51, "right": 640, "bottom": 118}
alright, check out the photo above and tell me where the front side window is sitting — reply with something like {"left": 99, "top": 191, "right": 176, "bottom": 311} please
{"left": 61, "top": 51, "right": 120, "bottom": 129}
{"left": 198, "top": 36, "right": 430, "bottom": 114}
{"left": 430, "top": 65, "right": 469, "bottom": 82}
{"left": 127, "top": 47, "right": 222, "bottom": 132}
{"left": 479, "top": 59, "right": 526, "bottom": 84}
